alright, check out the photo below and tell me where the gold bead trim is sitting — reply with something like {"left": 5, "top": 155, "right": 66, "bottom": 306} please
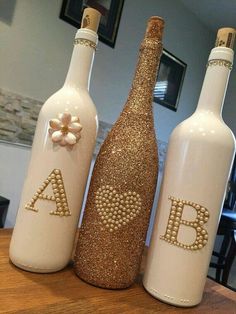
{"left": 160, "top": 196, "right": 209, "bottom": 251}
{"left": 207, "top": 59, "right": 232, "bottom": 70}
{"left": 25, "top": 169, "right": 71, "bottom": 217}
{"left": 95, "top": 185, "right": 142, "bottom": 233}
{"left": 74, "top": 38, "right": 97, "bottom": 50}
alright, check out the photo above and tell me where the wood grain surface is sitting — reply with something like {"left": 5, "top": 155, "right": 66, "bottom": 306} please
{"left": 0, "top": 229, "right": 235, "bottom": 313}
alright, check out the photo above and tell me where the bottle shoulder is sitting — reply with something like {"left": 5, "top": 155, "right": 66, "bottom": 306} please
{"left": 98, "top": 113, "right": 158, "bottom": 157}
{"left": 39, "top": 86, "right": 97, "bottom": 118}
{"left": 170, "top": 111, "right": 235, "bottom": 146}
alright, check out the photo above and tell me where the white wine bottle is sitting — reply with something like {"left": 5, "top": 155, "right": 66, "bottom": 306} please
{"left": 74, "top": 17, "right": 164, "bottom": 289}
{"left": 143, "top": 28, "right": 236, "bottom": 307}
{"left": 9, "top": 8, "right": 101, "bottom": 273}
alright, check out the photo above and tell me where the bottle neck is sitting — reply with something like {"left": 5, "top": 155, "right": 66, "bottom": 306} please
{"left": 196, "top": 47, "right": 234, "bottom": 116}
{"left": 124, "top": 38, "right": 163, "bottom": 115}
{"left": 64, "top": 29, "right": 98, "bottom": 90}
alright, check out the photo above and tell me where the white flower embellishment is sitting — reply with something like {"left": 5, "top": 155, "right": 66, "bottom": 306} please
{"left": 49, "top": 112, "right": 82, "bottom": 147}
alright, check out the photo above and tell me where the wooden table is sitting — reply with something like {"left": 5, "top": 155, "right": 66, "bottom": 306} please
{"left": 0, "top": 229, "right": 235, "bottom": 313}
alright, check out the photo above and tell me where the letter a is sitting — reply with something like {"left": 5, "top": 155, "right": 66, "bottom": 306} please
{"left": 25, "top": 169, "right": 71, "bottom": 217}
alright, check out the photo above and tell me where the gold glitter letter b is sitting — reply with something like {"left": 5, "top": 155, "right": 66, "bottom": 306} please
{"left": 25, "top": 169, "right": 71, "bottom": 217}
{"left": 160, "top": 196, "right": 209, "bottom": 250}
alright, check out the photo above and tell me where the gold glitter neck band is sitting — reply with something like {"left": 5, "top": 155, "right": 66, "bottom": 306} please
{"left": 74, "top": 38, "right": 97, "bottom": 50}
{"left": 207, "top": 59, "right": 233, "bottom": 70}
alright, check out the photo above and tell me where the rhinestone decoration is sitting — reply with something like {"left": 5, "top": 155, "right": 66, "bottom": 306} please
{"left": 160, "top": 196, "right": 209, "bottom": 251}
{"left": 48, "top": 112, "right": 82, "bottom": 147}
{"left": 25, "top": 169, "right": 71, "bottom": 217}
{"left": 207, "top": 59, "right": 232, "bottom": 70}
{"left": 74, "top": 38, "right": 97, "bottom": 50}
{"left": 95, "top": 185, "right": 142, "bottom": 233}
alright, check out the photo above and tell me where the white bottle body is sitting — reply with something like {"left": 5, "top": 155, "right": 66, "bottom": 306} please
{"left": 9, "top": 29, "right": 98, "bottom": 273}
{"left": 143, "top": 47, "right": 235, "bottom": 306}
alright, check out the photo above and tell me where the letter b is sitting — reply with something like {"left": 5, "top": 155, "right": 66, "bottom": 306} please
{"left": 160, "top": 196, "right": 210, "bottom": 251}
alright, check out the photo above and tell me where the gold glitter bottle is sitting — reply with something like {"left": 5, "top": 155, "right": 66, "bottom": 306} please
{"left": 9, "top": 8, "right": 101, "bottom": 273}
{"left": 143, "top": 28, "right": 236, "bottom": 306}
{"left": 74, "top": 17, "right": 164, "bottom": 289}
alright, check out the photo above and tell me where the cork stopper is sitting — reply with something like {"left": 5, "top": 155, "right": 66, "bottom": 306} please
{"left": 81, "top": 8, "right": 101, "bottom": 33}
{"left": 145, "top": 16, "right": 165, "bottom": 41}
{"left": 215, "top": 27, "right": 236, "bottom": 49}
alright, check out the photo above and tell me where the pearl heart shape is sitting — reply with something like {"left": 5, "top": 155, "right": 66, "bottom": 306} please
{"left": 95, "top": 185, "right": 142, "bottom": 232}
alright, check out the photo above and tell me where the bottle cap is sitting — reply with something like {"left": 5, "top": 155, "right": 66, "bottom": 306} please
{"left": 215, "top": 27, "right": 236, "bottom": 49}
{"left": 145, "top": 16, "right": 165, "bottom": 41}
{"left": 81, "top": 8, "right": 101, "bottom": 33}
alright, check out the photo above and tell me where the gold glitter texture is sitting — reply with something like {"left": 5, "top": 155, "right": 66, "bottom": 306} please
{"left": 95, "top": 185, "right": 142, "bottom": 232}
{"left": 74, "top": 17, "right": 164, "bottom": 289}
{"left": 160, "top": 196, "right": 209, "bottom": 250}
{"left": 25, "top": 169, "right": 71, "bottom": 217}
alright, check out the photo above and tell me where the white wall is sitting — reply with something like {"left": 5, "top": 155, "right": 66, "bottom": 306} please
{"left": 0, "top": 0, "right": 216, "bottom": 227}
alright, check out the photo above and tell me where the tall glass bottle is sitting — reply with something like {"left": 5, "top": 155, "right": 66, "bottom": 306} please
{"left": 9, "top": 8, "right": 101, "bottom": 273}
{"left": 143, "top": 28, "right": 236, "bottom": 306}
{"left": 74, "top": 17, "right": 164, "bottom": 289}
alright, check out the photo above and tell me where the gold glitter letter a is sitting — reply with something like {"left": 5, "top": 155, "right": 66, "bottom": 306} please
{"left": 160, "top": 196, "right": 209, "bottom": 251}
{"left": 25, "top": 169, "right": 71, "bottom": 217}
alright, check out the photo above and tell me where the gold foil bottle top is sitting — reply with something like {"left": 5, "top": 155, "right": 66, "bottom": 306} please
{"left": 145, "top": 16, "right": 165, "bottom": 41}
{"left": 215, "top": 27, "right": 236, "bottom": 49}
{"left": 81, "top": 7, "right": 101, "bottom": 32}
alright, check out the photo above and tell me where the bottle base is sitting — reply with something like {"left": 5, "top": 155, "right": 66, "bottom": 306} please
{"left": 10, "top": 259, "right": 66, "bottom": 274}
{"left": 75, "top": 269, "right": 133, "bottom": 290}
{"left": 143, "top": 283, "right": 201, "bottom": 308}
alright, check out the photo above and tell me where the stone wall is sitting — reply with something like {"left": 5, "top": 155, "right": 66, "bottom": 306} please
{"left": 0, "top": 88, "right": 41, "bottom": 146}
